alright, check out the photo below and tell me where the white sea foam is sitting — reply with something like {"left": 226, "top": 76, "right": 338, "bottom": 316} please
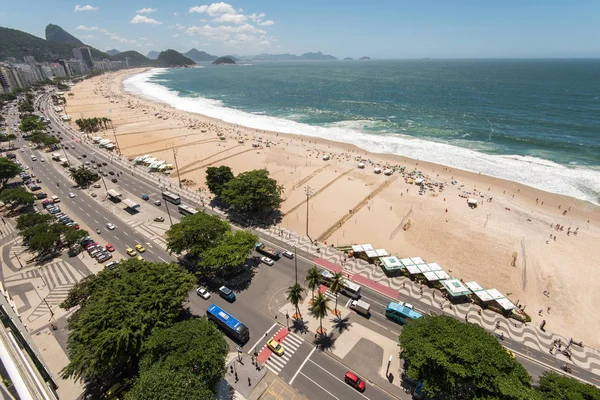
{"left": 123, "top": 69, "right": 600, "bottom": 204}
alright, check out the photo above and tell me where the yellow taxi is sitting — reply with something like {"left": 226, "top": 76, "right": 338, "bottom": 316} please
{"left": 135, "top": 244, "right": 146, "bottom": 253}
{"left": 126, "top": 247, "right": 137, "bottom": 256}
{"left": 267, "top": 339, "right": 284, "bottom": 356}
{"left": 137, "top": 255, "right": 144, "bottom": 261}
{"left": 506, "top": 349, "right": 516, "bottom": 359}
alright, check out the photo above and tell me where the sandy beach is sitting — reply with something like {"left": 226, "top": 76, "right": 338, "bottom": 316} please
{"left": 65, "top": 68, "right": 600, "bottom": 347}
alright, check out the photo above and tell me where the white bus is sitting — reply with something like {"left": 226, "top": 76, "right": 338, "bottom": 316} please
{"left": 341, "top": 279, "right": 361, "bottom": 299}
{"left": 162, "top": 191, "right": 181, "bottom": 205}
{"left": 178, "top": 204, "right": 198, "bottom": 216}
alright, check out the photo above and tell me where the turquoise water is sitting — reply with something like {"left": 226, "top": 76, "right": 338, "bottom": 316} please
{"left": 124, "top": 59, "right": 600, "bottom": 203}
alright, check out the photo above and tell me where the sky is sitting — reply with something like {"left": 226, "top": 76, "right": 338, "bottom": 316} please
{"left": 1, "top": 1, "right": 600, "bottom": 58}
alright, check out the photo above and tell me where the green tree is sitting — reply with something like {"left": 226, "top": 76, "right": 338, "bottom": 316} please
{"left": 205, "top": 165, "right": 234, "bottom": 197}
{"left": 60, "top": 259, "right": 195, "bottom": 382}
{"left": 19, "top": 116, "right": 46, "bottom": 133}
{"left": 310, "top": 292, "right": 330, "bottom": 335}
{"left": 305, "top": 265, "right": 321, "bottom": 300}
{"left": 198, "top": 230, "right": 257, "bottom": 275}
{"left": 399, "top": 315, "right": 536, "bottom": 400}
{"left": 124, "top": 368, "right": 213, "bottom": 400}
{"left": 6, "top": 133, "right": 16, "bottom": 149}
{"left": 41, "top": 134, "right": 60, "bottom": 148}
{"left": 63, "top": 228, "right": 88, "bottom": 249}
{"left": 0, "top": 157, "right": 22, "bottom": 187}
{"left": 69, "top": 165, "right": 96, "bottom": 188}
{"left": 137, "top": 319, "right": 227, "bottom": 392}
{"left": 0, "top": 187, "right": 35, "bottom": 208}
{"left": 535, "top": 371, "right": 600, "bottom": 400}
{"left": 16, "top": 212, "right": 53, "bottom": 230}
{"left": 165, "top": 211, "right": 229, "bottom": 257}
{"left": 220, "top": 168, "right": 284, "bottom": 212}
{"left": 286, "top": 283, "right": 305, "bottom": 320}
{"left": 329, "top": 272, "right": 344, "bottom": 316}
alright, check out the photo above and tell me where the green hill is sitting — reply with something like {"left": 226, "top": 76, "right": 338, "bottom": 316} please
{"left": 111, "top": 50, "right": 152, "bottom": 66}
{"left": 156, "top": 49, "right": 195, "bottom": 67}
{"left": 184, "top": 48, "right": 218, "bottom": 62}
{"left": 0, "top": 25, "right": 109, "bottom": 62}
{"left": 106, "top": 49, "right": 121, "bottom": 56}
{"left": 45, "top": 24, "right": 84, "bottom": 46}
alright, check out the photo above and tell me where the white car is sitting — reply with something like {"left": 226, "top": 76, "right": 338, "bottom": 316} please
{"left": 282, "top": 250, "right": 294, "bottom": 259}
{"left": 399, "top": 302, "right": 414, "bottom": 310}
{"left": 106, "top": 223, "right": 116, "bottom": 230}
{"left": 40, "top": 157, "right": 45, "bottom": 162}
{"left": 68, "top": 193, "right": 76, "bottom": 198}
{"left": 260, "top": 256, "right": 274, "bottom": 266}
{"left": 196, "top": 287, "right": 211, "bottom": 299}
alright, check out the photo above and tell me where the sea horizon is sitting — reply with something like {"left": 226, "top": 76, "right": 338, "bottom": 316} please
{"left": 123, "top": 59, "right": 600, "bottom": 205}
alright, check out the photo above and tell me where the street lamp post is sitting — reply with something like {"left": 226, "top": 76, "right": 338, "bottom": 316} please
{"left": 110, "top": 120, "right": 121, "bottom": 157}
{"left": 292, "top": 240, "right": 298, "bottom": 285}
{"left": 13, "top": 252, "right": 24, "bottom": 270}
{"left": 161, "top": 187, "right": 174, "bottom": 226}
{"left": 304, "top": 186, "right": 313, "bottom": 241}
{"left": 173, "top": 148, "right": 182, "bottom": 189}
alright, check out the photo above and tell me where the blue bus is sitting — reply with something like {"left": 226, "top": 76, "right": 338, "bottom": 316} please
{"left": 206, "top": 304, "right": 249, "bottom": 343}
{"left": 385, "top": 302, "right": 423, "bottom": 324}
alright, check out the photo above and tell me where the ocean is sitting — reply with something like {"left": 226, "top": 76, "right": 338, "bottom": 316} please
{"left": 123, "top": 59, "right": 600, "bottom": 204}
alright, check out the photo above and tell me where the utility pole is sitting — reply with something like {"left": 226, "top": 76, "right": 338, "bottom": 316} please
{"left": 13, "top": 252, "right": 24, "bottom": 270}
{"left": 162, "top": 187, "right": 174, "bottom": 226}
{"left": 305, "top": 186, "right": 313, "bottom": 241}
{"left": 173, "top": 148, "right": 182, "bottom": 189}
{"left": 293, "top": 240, "right": 298, "bottom": 285}
{"left": 110, "top": 120, "right": 121, "bottom": 156}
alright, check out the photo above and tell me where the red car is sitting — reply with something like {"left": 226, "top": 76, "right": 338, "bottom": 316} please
{"left": 85, "top": 242, "right": 98, "bottom": 249}
{"left": 105, "top": 244, "right": 115, "bottom": 252}
{"left": 344, "top": 371, "right": 366, "bottom": 392}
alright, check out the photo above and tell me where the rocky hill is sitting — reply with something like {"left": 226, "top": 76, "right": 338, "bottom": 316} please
{"left": 359, "top": 56, "right": 371, "bottom": 60}
{"left": 45, "top": 23, "right": 84, "bottom": 46}
{"left": 156, "top": 49, "right": 195, "bottom": 67}
{"left": 106, "top": 49, "right": 121, "bottom": 56}
{"left": 212, "top": 56, "right": 236, "bottom": 65}
{"left": 184, "top": 48, "right": 218, "bottom": 62}
{"left": 111, "top": 50, "right": 152, "bottom": 66}
{"left": 147, "top": 51, "right": 160, "bottom": 60}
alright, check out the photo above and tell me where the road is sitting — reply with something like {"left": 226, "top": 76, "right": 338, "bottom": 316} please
{"left": 5, "top": 90, "right": 598, "bottom": 398}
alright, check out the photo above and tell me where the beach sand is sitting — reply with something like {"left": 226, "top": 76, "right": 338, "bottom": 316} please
{"left": 66, "top": 68, "right": 600, "bottom": 347}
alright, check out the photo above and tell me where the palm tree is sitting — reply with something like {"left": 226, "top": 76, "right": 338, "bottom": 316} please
{"left": 311, "top": 293, "right": 330, "bottom": 335}
{"left": 305, "top": 266, "right": 321, "bottom": 301}
{"left": 329, "top": 272, "right": 344, "bottom": 317}
{"left": 286, "top": 283, "right": 305, "bottom": 320}
{"left": 69, "top": 165, "right": 94, "bottom": 188}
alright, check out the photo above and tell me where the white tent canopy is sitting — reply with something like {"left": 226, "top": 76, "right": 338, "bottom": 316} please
{"left": 411, "top": 257, "right": 425, "bottom": 265}
{"left": 400, "top": 258, "right": 414, "bottom": 266}
{"left": 465, "top": 281, "right": 483, "bottom": 292}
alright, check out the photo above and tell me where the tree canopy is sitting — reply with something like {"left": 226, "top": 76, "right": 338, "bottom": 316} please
{"left": 60, "top": 259, "right": 195, "bottom": 382}
{"left": 535, "top": 372, "right": 600, "bottom": 400}
{"left": 19, "top": 115, "right": 46, "bottom": 133}
{"left": 16, "top": 212, "right": 53, "bottom": 230}
{"left": 166, "top": 212, "right": 256, "bottom": 276}
{"left": 205, "top": 165, "right": 234, "bottom": 197}
{"left": 220, "top": 168, "right": 284, "bottom": 212}
{"left": 124, "top": 368, "right": 213, "bottom": 400}
{"left": 69, "top": 165, "right": 98, "bottom": 188}
{"left": 0, "top": 187, "right": 35, "bottom": 208}
{"left": 399, "top": 315, "right": 536, "bottom": 400}
{"left": 0, "top": 157, "right": 22, "bottom": 187}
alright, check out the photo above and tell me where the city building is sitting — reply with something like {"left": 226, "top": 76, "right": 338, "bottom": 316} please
{"left": 0, "top": 64, "right": 24, "bottom": 93}
{"left": 72, "top": 47, "right": 94, "bottom": 69}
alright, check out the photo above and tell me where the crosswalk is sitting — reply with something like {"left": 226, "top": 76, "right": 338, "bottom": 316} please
{"left": 264, "top": 332, "right": 304, "bottom": 375}
{"left": 0, "top": 219, "right": 17, "bottom": 237}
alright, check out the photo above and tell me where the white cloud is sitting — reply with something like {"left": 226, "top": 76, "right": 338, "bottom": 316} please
{"left": 172, "top": 33, "right": 180, "bottom": 38}
{"left": 189, "top": 2, "right": 236, "bottom": 17}
{"left": 111, "top": 35, "right": 137, "bottom": 44}
{"left": 213, "top": 13, "right": 247, "bottom": 24}
{"left": 258, "top": 20, "right": 274, "bottom": 26}
{"left": 136, "top": 8, "right": 156, "bottom": 13}
{"left": 79, "top": 35, "right": 94, "bottom": 39}
{"left": 248, "top": 12, "right": 265, "bottom": 22}
{"left": 75, "top": 25, "right": 98, "bottom": 31}
{"left": 74, "top": 4, "right": 99, "bottom": 12}
{"left": 173, "top": 12, "right": 179, "bottom": 16}
{"left": 130, "top": 15, "right": 163, "bottom": 25}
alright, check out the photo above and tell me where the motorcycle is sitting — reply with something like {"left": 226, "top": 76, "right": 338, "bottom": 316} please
{"left": 562, "top": 364, "right": 572, "bottom": 373}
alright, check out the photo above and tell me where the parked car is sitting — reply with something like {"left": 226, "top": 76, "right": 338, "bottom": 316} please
{"left": 344, "top": 371, "right": 366, "bottom": 392}
{"left": 218, "top": 286, "right": 236, "bottom": 302}
{"left": 105, "top": 261, "right": 119, "bottom": 270}
{"left": 153, "top": 216, "right": 165, "bottom": 222}
{"left": 105, "top": 244, "right": 115, "bottom": 252}
{"left": 260, "top": 256, "right": 274, "bottom": 266}
{"left": 93, "top": 183, "right": 101, "bottom": 188}
{"left": 282, "top": 250, "right": 294, "bottom": 259}
{"left": 196, "top": 287, "right": 210, "bottom": 299}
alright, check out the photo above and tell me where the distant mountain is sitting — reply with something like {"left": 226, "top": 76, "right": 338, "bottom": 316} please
{"left": 359, "top": 56, "right": 371, "bottom": 60}
{"left": 45, "top": 24, "right": 84, "bottom": 46}
{"left": 184, "top": 48, "right": 218, "bottom": 62}
{"left": 111, "top": 50, "right": 151, "bottom": 66}
{"left": 212, "top": 56, "right": 236, "bottom": 65}
{"left": 156, "top": 49, "right": 195, "bottom": 67}
{"left": 343, "top": 57, "right": 354, "bottom": 61}
{"left": 0, "top": 25, "right": 108, "bottom": 62}
{"left": 221, "top": 55, "right": 240, "bottom": 62}
{"left": 243, "top": 51, "right": 337, "bottom": 61}
{"left": 299, "top": 51, "right": 337, "bottom": 60}
{"left": 147, "top": 51, "right": 160, "bottom": 60}
{"left": 106, "top": 49, "right": 121, "bottom": 56}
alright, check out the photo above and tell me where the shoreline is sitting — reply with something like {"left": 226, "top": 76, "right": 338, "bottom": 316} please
{"left": 66, "top": 68, "right": 600, "bottom": 347}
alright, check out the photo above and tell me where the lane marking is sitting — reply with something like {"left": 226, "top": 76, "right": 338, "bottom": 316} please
{"left": 289, "top": 346, "right": 316, "bottom": 385}
{"left": 308, "top": 359, "right": 371, "bottom": 400}
{"left": 297, "top": 372, "right": 338, "bottom": 400}
{"left": 248, "top": 322, "right": 278, "bottom": 355}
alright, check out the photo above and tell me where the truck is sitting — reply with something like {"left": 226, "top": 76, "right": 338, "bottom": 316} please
{"left": 255, "top": 242, "right": 281, "bottom": 259}
{"left": 349, "top": 299, "right": 371, "bottom": 316}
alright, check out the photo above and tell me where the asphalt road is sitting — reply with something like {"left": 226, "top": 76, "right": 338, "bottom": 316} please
{"left": 5, "top": 91, "right": 596, "bottom": 397}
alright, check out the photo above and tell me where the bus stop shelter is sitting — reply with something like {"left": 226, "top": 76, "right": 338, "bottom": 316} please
{"left": 123, "top": 198, "right": 140, "bottom": 211}
{"left": 107, "top": 189, "right": 122, "bottom": 202}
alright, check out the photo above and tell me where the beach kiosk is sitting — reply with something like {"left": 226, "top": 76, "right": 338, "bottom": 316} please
{"left": 440, "top": 279, "right": 472, "bottom": 302}
{"left": 358, "top": 162, "right": 365, "bottom": 169}
{"left": 379, "top": 256, "right": 405, "bottom": 276}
